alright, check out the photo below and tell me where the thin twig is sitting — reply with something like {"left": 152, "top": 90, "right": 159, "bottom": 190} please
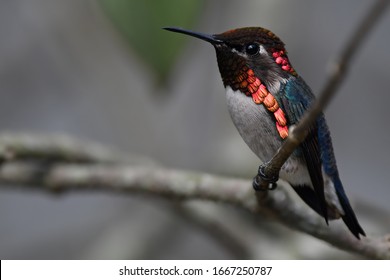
{"left": 257, "top": 0, "right": 390, "bottom": 188}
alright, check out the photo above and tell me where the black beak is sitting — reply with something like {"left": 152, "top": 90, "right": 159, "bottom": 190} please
{"left": 163, "top": 27, "right": 223, "bottom": 45}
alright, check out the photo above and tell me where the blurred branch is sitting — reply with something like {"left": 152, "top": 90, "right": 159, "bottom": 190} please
{"left": 0, "top": 136, "right": 389, "bottom": 259}
{"left": 0, "top": 132, "right": 250, "bottom": 258}
{"left": 256, "top": 0, "right": 390, "bottom": 188}
{"left": 0, "top": 133, "right": 153, "bottom": 165}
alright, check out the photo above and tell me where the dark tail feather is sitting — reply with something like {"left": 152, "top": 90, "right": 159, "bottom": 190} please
{"left": 292, "top": 185, "right": 326, "bottom": 218}
{"left": 334, "top": 178, "right": 366, "bottom": 239}
{"left": 292, "top": 185, "right": 336, "bottom": 221}
{"left": 301, "top": 138, "right": 329, "bottom": 223}
{"left": 292, "top": 183, "right": 366, "bottom": 239}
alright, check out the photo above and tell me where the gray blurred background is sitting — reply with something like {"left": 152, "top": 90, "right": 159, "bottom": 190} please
{"left": 0, "top": 0, "right": 389, "bottom": 259}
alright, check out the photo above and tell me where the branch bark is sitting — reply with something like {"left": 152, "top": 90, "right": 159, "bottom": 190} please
{"left": 0, "top": 158, "right": 389, "bottom": 259}
{"left": 0, "top": 133, "right": 154, "bottom": 165}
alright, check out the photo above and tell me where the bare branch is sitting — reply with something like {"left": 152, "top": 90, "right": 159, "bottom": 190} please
{"left": 256, "top": 0, "right": 390, "bottom": 188}
{"left": 0, "top": 133, "right": 153, "bottom": 165}
{"left": 0, "top": 160, "right": 389, "bottom": 259}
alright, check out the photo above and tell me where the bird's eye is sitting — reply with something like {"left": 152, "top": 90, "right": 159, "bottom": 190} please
{"left": 245, "top": 43, "right": 259, "bottom": 56}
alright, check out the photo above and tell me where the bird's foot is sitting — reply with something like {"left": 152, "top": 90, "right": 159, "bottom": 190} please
{"left": 252, "top": 164, "right": 279, "bottom": 191}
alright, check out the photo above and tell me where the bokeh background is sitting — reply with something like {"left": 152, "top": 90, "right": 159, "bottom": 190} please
{"left": 0, "top": 0, "right": 389, "bottom": 259}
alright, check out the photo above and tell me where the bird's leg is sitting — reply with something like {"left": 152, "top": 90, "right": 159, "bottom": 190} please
{"left": 252, "top": 164, "right": 279, "bottom": 191}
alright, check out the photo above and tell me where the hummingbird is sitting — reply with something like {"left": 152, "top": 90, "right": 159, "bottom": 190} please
{"left": 164, "top": 27, "right": 365, "bottom": 239}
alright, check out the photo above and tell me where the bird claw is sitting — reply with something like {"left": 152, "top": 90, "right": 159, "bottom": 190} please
{"left": 252, "top": 165, "right": 279, "bottom": 191}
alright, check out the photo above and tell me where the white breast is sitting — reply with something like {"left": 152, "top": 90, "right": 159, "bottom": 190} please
{"left": 225, "top": 86, "right": 282, "bottom": 161}
{"left": 225, "top": 86, "right": 311, "bottom": 186}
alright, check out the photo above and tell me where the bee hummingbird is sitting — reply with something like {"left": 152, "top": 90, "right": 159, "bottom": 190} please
{"left": 164, "top": 27, "right": 365, "bottom": 239}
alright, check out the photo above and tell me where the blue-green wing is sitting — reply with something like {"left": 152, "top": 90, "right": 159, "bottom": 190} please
{"left": 278, "top": 77, "right": 328, "bottom": 222}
